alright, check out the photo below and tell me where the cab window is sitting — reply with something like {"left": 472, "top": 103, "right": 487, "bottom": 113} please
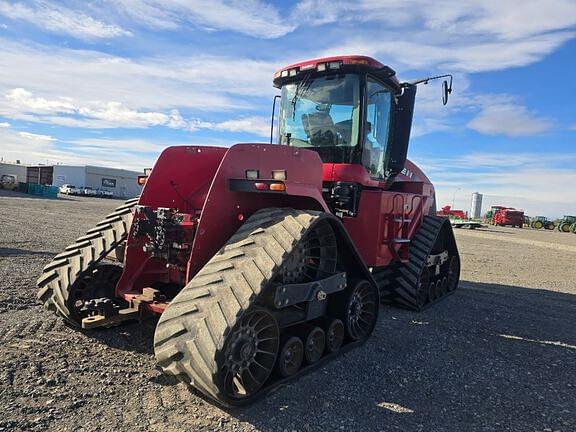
{"left": 364, "top": 78, "right": 392, "bottom": 179}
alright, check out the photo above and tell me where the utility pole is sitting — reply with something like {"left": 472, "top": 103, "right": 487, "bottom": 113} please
{"left": 452, "top": 187, "right": 461, "bottom": 208}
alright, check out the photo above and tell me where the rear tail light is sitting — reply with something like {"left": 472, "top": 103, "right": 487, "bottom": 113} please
{"left": 269, "top": 183, "right": 286, "bottom": 191}
{"left": 254, "top": 182, "right": 268, "bottom": 191}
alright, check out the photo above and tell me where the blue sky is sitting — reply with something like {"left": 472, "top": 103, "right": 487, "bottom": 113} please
{"left": 0, "top": 0, "right": 575, "bottom": 217}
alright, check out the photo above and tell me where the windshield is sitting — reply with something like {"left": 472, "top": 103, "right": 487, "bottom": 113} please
{"left": 278, "top": 74, "right": 360, "bottom": 162}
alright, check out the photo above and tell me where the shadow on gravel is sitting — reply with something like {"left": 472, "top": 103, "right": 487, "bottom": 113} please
{"left": 82, "top": 319, "right": 158, "bottom": 355}
{"left": 0, "top": 247, "right": 54, "bottom": 257}
{"left": 229, "top": 281, "right": 576, "bottom": 432}
{"left": 65, "top": 280, "right": 576, "bottom": 431}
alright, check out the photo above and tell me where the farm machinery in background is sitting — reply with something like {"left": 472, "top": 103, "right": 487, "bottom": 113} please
{"left": 491, "top": 207, "right": 524, "bottom": 228}
{"left": 437, "top": 205, "right": 482, "bottom": 229}
{"left": 556, "top": 215, "right": 576, "bottom": 233}
{"left": 530, "top": 216, "right": 555, "bottom": 230}
{"left": 37, "top": 55, "right": 461, "bottom": 406}
{"left": 0, "top": 174, "right": 18, "bottom": 191}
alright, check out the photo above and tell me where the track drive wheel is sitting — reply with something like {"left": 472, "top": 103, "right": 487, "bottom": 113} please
{"left": 219, "top": 309, "right": 280, "bottom": 401}
{"left": 344, "top": 280, "right": 379, "bottom": 341}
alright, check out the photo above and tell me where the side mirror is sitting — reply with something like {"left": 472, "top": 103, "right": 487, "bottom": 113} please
{"left": 442, "top": 78, "right": 453, "bottom": 105}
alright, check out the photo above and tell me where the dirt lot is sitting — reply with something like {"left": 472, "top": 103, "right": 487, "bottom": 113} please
{"left": 1, "top": 190, "right": 575, "bottom": 432}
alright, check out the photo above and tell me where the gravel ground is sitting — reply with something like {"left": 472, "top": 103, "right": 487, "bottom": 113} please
{"left": 1, "top": 190, "right": 575, "bottom": 432}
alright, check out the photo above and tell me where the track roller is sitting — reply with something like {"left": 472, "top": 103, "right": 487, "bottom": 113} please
{"left": 325, "top": 319, "right": 344, "bottom": 353}
{"left": 276, "top": 336, "right": 304, "bottom": 378}
{"left": 303, "top": 326, "right": 325, "bottom": 364}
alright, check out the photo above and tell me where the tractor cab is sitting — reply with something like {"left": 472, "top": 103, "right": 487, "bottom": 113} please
{"left": 273, "top": 56, "right": 417, "bottom": 186}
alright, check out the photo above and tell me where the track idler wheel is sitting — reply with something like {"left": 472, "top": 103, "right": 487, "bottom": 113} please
{"left": 220, "top": 309, "right": 280, "bottom": 401}
{"left": 325, "top": 319, "right": 345, "bottom": 353}
{"left": 276, "top": 336, "right": 304, "bottom": 378}
{"left": 304, "top": 326, "right": 325, "bottom": 364}
{"left": 344, "top": 280, "right": 379, "bottom": 341}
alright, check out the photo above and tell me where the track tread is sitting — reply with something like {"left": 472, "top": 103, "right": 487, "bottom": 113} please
{"left": 375, "top": 215, "right": 460, "bottom": 311}
{"left": 153, "top": 207, "right": 327, "bottom": 404}
{"left": 36, "top": 197, "right": 138, "bottom": 326}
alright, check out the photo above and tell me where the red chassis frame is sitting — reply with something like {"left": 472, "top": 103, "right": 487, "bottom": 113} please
{"left": 115, "top": 144, "right": 435, "bottom": 314}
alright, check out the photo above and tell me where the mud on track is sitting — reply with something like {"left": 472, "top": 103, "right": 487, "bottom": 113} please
{"left": 1, "top": 191, "right": 574, "bottom": 432}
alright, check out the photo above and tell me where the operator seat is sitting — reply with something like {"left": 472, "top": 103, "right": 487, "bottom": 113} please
{"left": 302, "top": 112, "right": 336, "bottom": 146}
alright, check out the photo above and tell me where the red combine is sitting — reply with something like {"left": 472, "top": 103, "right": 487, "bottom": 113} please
{"left": 37, "top": 55, "right": 460, "bottom": 406}
{"left": 492, "top": 207, "right": 524, "bottom": 228}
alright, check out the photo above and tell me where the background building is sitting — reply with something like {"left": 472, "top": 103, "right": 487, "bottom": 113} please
{"left": 52, "top": 165, "right": 142, "bottom": 198}
{"left": 0, "top": 161, "right": 53, "bottom": 185}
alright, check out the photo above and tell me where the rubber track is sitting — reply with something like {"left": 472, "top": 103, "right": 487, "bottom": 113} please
{"left": 153, "top": 208, "right": 325, "bottom": 405}
{"left": 376, "top": 216, "right": 458, "bottom": 311}
{"left": 36, "top": 197, "right": 139, "bottom": 327}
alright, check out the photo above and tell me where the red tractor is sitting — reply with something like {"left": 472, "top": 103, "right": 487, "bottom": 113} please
{"left": 37, "top": 55, "right": 460, "bottom": 406}
{"left": 492, "top": 207, "right": 524, "bottom": 228}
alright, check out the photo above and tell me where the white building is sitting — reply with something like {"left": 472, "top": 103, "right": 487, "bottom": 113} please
{"left": 52, "top": 165, "right": 143, "bottom": 198}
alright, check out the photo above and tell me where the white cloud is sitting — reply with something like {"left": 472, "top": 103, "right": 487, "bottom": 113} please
{"left": 2, "top": 87, "right": 271, "bottom": 136}
{"left": 18, "top": 131, "right": 56, "bottom": 141}
{"left": 7, "top": 88, "right": 76, "bottom": 114}
{"left": 114, "top": 0, "right": 294, "bottom": 38}
{"left": 306, "top": 0, "right": 576, "bottom": 73}
{"left": 322, "top": 31, "right": 575, "bottom": 74}
{"left": 0, "top": 121, "right": 9, "bottom": 127}
{"left": 0, "top": 39, "right": 276, "bottom": 116}
{"left": 0, "top": 0, "right": 131, "bottom": 39}
{"left": 468, "top": 104, "right": 551, "bottom": 137}
{"left": 213, "top": 116, "right": 270, "bottom": 137}
{"left": 0, "top": 126, "right": 164, "bottom": 170}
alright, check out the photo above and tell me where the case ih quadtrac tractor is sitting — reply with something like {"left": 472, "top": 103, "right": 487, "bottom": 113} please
{"left": 38, "top": 56, "right": 460, "bottom": 406}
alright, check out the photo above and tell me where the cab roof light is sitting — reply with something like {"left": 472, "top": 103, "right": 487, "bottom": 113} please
{"left": 317, "top": 63, "right": 326, "bottom": 72}
{"left": 245, "top": 169, "right": 259, "bottom": 180}
{"left": 288, "top": 68, "right": 298, "bottom": 77}
{"left": 272, "top": 170, "right": 286, "bottom": 181}
{"left": 281, "top": 70, "right": 289, "bottom": 78}
{"left": 328, "top": 61, "right": 342, "bottom": 70}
